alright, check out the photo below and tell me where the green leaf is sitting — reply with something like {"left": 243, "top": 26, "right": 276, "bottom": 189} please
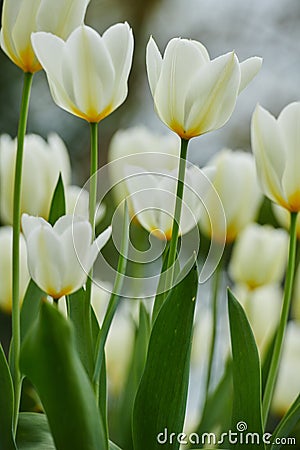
{"left": 20, "top": 301, "right": 107, "bottom": 450}
{"left": 20, "top": 280, "right": 44, "bottom": 343}
{"left": 48, "top": 173, "right": 66, "bottom": 226}
{"left": 133, "top": 258, "right": 198, "bottom": 450}
{"left": 66, "top": 288, "right": 94, "bottom": 378}
{"left": 109, "top": 442, "right": 122, "bottom": 450}
{"left": 270, "top": 394, "right": 300, "bottom": 450}
{"left": 0, "top": 344, "right": 16, "bottom": 450}
{"left": 228, "top": 289, "right": 265, "bottom": 450}
{"left": 16, "top": 412, "right": 55, "bottom": 449}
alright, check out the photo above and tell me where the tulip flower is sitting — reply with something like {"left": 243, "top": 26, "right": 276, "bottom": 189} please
{"left": 124, "top": 163, "right": 214, "bottom": 240}
{"left": 251, "top": 102, "right": 300, "bottom": 212}
{"left": 65, "top": 185, "right": 106, "bottom": 225}
{"left": 146, "top": 36, "right": 262, "bottom": 140}
{"left": 272, "top": 321, "right": 300, "bottom": 416}
{"left": 229, "top": 223, "right": 288, "bottom": 289}
{"left": 0, "top": 0, "right": 90, "bottom": 72}
{"left": 108, "top": 126, "right": 180, "bottom": 212}
{"left": 31, "top": 23, "right": 134, "bottom": 123}
{"left": 22, "top": 214, "right": 112, "bottom": 299}
{"left": 232, "top": 283, "right": 282, "bottom": 355}
{"left": 0, "top": 133, "right": 71, "bottom": 224}
{"left": 0, "top": 227, "right": 29, "bottom": 313}
{"left": 199, "top": 149, "right": 263, "bottom": 242}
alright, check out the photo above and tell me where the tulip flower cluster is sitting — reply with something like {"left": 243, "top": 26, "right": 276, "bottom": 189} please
{"left": 0, "top": 0, "right": 299, "bottom": 448}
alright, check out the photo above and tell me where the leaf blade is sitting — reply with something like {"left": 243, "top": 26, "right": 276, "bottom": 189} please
{"left": 0, "top": 344, "right": 16, "bottom": 450}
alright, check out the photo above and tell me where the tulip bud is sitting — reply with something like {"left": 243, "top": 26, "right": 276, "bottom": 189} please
{"left": 31, "top": 23, "right": 134, "bottom": 122}
{"left": 272, "top": 321, "right": 300, "bottom": 416}
{"left": 199, "top": 149, "right": 263, "bottom": 242}
{"left": 0, "top": 0, "right": 90, "bottom": 72}
{"left": 251, "top": 102, "right": 300, "bottom": 212}
{"left": 0, "top": 133, "right": 71, "bottom": 225}
{"left": 22, "top": 214, "right": 111, "bottom": 299}
{"left": 0, "top": 227, "right": 29, "bottom": 313}
{"left": 146, "top": 36, "right": 262, "bottom": 139}
{"left": 229, "top": 223, "right": 288, "bottom": 288}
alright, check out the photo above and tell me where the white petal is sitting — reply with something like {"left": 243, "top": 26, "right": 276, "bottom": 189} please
{"left": 22, "top": 213, "right": 50, "bottom": 239}
{"left": 238, "top": 56, "right": 262, "bottom": 93}
{"left": 146, "top": 36, "right": 162, "bottom": 96}
{"left": 37, "top": 0, "right": 90, "bottom": 39}
{"left": 87, "top": 226, "right": 112, "bottom": 271}
{"left": 251, "top": 105, "right": 286, "bottom": 206}
{"left": 103, "top": 22, "right": 134, "bottom": 109}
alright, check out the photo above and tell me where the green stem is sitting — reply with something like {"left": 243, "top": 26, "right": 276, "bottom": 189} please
{"left": 262, "top": 211, "right": 298, "bottom": 426}
{"left": 205, "top": 259, "right": 222, "bottom": 397}
{"left": 85, "top": 122, "right": 99, "bottom": 380}
{"left": 166, "top": 138, "right": 189, "bottom": 281}
{"left": 11, "top": 71, "right": 33, "bottom": 433}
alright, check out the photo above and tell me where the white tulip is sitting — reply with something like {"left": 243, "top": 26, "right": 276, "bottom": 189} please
{"left": 0, "top": 133, "right": 71, "bottom": 224}
{"left": 124, "top": 163, "right": 214, "bottom": 240}
{"left": 251, "top": 102, "right": 300, "bottom": 212}
{"left": 232, "top": 283, "right": 282, "bottom": 355}
{"left": 199, "top": 149, "right": 263, "bottom": 242}
{"left": 108, "top": 126, "right": 180, "bottom": 212}
{"left": 22, "top": 214, "right": 111, "bottom": 299}
{"left": 31, "top": 23, "right": 134, "bottom": 122}
{"left": 0, "top": 0, "right": 90, "bottom": 72}
{"left": 0, "top": 227, "right": 29, "bottom": 312}
{"left": 272, "top": 321, "right": 300, "bottom": 416}
{"left": 229, "top": 223, "right": 288, "bottom": 288}
{"left": 146, "top": 36, "right": 262, "bottom": 139}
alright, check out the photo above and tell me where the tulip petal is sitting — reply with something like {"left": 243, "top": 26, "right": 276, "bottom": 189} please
{"left": 251, "top": 105, "right": 286, "bottom": 207}
{"left": 62, "top": 25, "right": 115, "bottom": 121}
{"left": 278, "top": 102, "right": 300, "bottom": 209}
{"left": 183, "top": 52, "right": 240, "bottom": 137}
{"left": 22, "top": 213, "right": 50, "bottom": 239}
{"left": 31, "top": 32, "right": 74, "bottom": 112}
{"left": 88, "top": 226, "right": 112, "bottom": 271}
{"left": 103, "top": 22, "right": 134, "bottom": 108}
{"left": 238, "top": 57, "right": 262, "bottom": 93}
{"left": 146, "top": 36, "right": 163, "bottom": 97}
{"left": 37, "top": 0, "right": 90, "bottom": 39}
{"left": 26, "top": 225, "right": 66, "bottom": 296}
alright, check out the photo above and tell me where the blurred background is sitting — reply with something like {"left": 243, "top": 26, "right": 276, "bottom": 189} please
{"left": 0, "top": 0, "right": 300, "bottom": 180}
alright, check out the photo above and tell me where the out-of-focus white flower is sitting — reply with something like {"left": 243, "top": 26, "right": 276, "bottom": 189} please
{"left": 199, "top": 149, "right": 263, "bottom": 242}
{"left": 65, "top": 185, "right": 106, "bottom": 225}
{"left": 125, "top": 163, "right": 214, "bottom": 240}
{"left": 229, "top": 223, "right": 288, "bottom": 288}
{"left": 251, "top": 102, "right": 300, "bottom": 212}
{"left": 272, "top": 321, "right": 300, "bottom": 416}
{"left": 0, "top": 0, "right": 90, "bottom": 72}
{"left": 108, "top": 126, "right": 180, "bottom": 210}
{"left": 232, "top": 283, "right": 282, "bottom": 355}
{"left": 146, "top": 36, "right": 262, "bottom": 139}
{"left": 272, "top": 203, "right": 300, "bottom": 239}
{"left": 22, "top": 213, "right": 111, "bottom": 299}
{"left": 31, "top": 23, "right": 134, "bottom": 122}
{"left": 0, "top": 133, "right": 71, "bottom": 224}
{"left": 0, "top": 227, "right": 29, "bottom": 312}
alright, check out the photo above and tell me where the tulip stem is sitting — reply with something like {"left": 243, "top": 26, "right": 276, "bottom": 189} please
{"left": 166, "top": 138, "right": 189, "bottom": 281}
{"left": 262, "top": 211, "right": 298, "bottom": 427}
{"left": 85, "top": 121, "right": 99, "bottom": 379}
{"left": 11, "top": 71, "right": 33, "bottom": 433}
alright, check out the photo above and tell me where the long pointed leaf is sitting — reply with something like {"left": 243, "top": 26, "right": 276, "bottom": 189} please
{"left": 271, "top": 394, "right": 300, "bottom": 450}
{"left": 48, "top": 174, "right": 66, "bottom": 226}
{"left": 16, "top": 412, "right": 55, "bottom": 449}
{"left": 133, "top": 258, "right": 198, "bottom": 450}
{"left": 20, "top": 301, "right": 107, "bottom": 450}
{"left": 228, "top": 289, "right": 265, "bottom": 450}
{"left": 20, "top": 280, "right": 44, "bottom": 342}
{"left": 0, "top": 344, "right": 16, "bottom": 450}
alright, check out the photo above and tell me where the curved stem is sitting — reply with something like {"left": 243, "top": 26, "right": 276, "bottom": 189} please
{"left": 11, "top": 71, "right": 33, "bottom": 433}
{"left": 262, "top": 211, "right": 298, "bottom": 426}
{"left": 85, "top": 122, "right": 99, "bottom": 379}
{"left": 166, "top": 138, "right": 189, "bottom": 281}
